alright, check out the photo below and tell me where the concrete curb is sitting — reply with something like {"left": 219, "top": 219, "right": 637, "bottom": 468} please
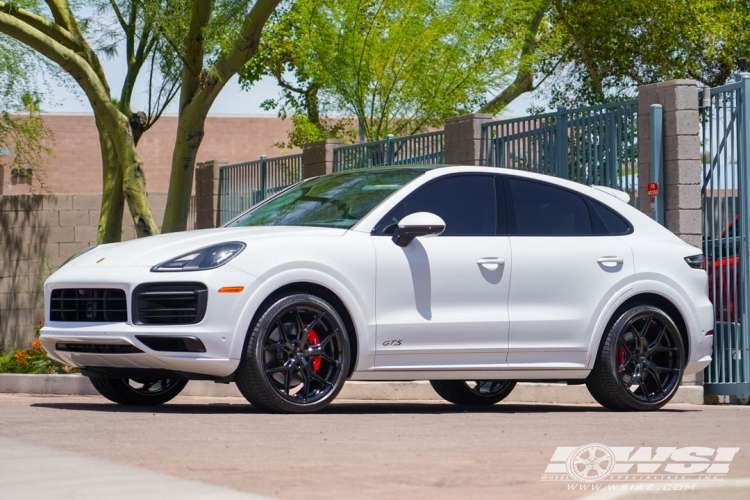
{"left": 0, "top": 373, "right": 704, "bottom": 404}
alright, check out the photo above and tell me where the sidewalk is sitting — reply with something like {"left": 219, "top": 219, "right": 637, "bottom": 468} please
{"left": 0, "top": 437, "right": 269, "bottom": 500}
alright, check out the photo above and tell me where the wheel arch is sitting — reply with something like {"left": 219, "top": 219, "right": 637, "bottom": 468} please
{"left": 591, "top": 292, "right": 690, "bottom": 368}
{"left": 238, "top": 281, "right": 360, "bottom": 378}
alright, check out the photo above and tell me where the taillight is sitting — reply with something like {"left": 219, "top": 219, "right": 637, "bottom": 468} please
{"left": 685, "top": 254, "right": 705, "bottom": 269}
{"left": 706, "top": 330, "right": 714, "bottom": 336}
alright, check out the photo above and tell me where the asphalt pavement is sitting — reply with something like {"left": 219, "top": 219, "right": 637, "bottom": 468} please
{"left": 1, "top": 394, "right": 749, "bottom": 500}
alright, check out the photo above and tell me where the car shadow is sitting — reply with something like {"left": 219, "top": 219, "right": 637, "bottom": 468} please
{"left": 29, "top": 401, "right": 696, "bottom": 415}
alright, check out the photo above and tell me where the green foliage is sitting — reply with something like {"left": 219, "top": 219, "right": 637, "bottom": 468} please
{"left": 241, "top": 0, "right": 537, "bottom": 143}
{"left": 0, "top": 324, "right": 74, "bottom": 374}
{"left": 0, "top": 37, "right": 53, "bottom": 189}
{"left": 537, "top": 0, "right": 750, "bottom": 108}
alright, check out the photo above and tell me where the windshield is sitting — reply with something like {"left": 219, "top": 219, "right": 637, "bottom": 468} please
{"left": 227, "top": 168, "right": 429, "bottom": 229}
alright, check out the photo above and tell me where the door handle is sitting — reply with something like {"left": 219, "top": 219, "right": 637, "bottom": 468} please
{"left": 597, "top": 256, "right": 624, "bottom": 264}
{"left": 477, "top": 257, "right": 506, "bottom": 270}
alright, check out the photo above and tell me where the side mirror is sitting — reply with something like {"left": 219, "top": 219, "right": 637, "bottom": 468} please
{"left": 392, "top": 212, "right": 446, "bottom": 247}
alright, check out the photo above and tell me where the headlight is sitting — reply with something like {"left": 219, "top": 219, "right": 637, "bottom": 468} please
{"left": 151, "top": 242, "right": 245, "bottom": 272}
{"left": 59, "top": 245, "right": 97, "bottom": 269}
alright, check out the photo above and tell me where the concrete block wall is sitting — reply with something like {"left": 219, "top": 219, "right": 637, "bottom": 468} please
{"left": 0, "top": 193, "right": 172, "bottom": 350}
{"left": 637, "top": 80, "right": 702, "bottom": 247}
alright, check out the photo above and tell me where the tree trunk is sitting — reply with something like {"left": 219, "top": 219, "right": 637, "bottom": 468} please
{"left": 161, "top": 111, "right": 204, "bottom": 233}
{"left": 97, "top": 106, "right": 160, "bottom": 238}
{"left": 97, "top": 126, "right": 124, "bottom": 244}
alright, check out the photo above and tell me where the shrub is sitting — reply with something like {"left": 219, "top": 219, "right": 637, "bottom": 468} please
{"left": 0, "top": 321, "right": 75, "bottom": 374}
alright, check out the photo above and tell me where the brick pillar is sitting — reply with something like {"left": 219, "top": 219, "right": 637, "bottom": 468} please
{"left": 195, "top": 159, "right": 226, "bottom": 229}
{"left": 637, "top": 80, "right": 702, "bottom": 247}
{"left": 444, "top": 113, "right": 493, "bottom": 165}
{"left": 638, "top": 80, "right": 703, "bottom": 388}
{"left": 302, "top": 139, "right": 341, "bottom": 179}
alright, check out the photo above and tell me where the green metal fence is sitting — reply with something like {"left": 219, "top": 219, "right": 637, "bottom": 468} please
{"left": 480, "top": 100, "right": 640, "bottom": 208}
{"left": 218, "top": 154, "right": 303, "bottom": 224}
{"left": 701, "top": 76, "right": 750, "bottom": 403}
{"left": 333, "top": 131, "right": 444, "bottom": 172}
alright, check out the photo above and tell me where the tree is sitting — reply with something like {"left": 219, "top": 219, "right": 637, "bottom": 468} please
{"left": 241, "top": 0, "right": 534, "bottom": 144}
{"left": 536, "top": 0, "right": 750, "bottom": 108}
{"left": 0, "top": 0, "right": 281, "bottom": 240}
{"left": 0, "top": 36, "right": 52, "bottom": 189}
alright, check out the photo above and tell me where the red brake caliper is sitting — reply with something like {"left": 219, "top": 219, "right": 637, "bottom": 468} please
{"left": 617, "top": 345, "right": 626, "bottom": 372}
{"left": 308, "top": 329, "right": 322, "bottom": 373}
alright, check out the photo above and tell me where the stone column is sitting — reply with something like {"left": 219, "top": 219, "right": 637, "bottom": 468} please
{"left": 637, "top": 80, "right": 702, "bottom": 247}
{"left": 302, "top": 139, "right": 342, "bottom": 179}
{"left": 444, "top": 113, "right": 493, "bottom": 166}
{"left": 638, "top": 80, "right": 703, "bottom": 388}
{"left": 195, "top": 159, "right": 227, "bottom": 229}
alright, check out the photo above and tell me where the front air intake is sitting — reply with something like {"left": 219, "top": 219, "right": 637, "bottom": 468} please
{"left": 50, "top": 289, "right": 128, "bottom": 322}
{"left": 132, "top": 283, "right": 208, "bottom": 325}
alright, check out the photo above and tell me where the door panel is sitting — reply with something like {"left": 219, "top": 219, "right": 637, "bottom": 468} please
{"left": 373, "top": 235, "right": 512, "bottom": 368}
{"left": 371, "top": 173, "right": 510, "bottom": 369}
{"left": 506, "top": 236, "right": 634, "bottom": 367}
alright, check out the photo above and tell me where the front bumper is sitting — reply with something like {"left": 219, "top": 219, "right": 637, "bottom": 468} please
{"left": 40, "top": 264, "right": 260, "bottom": 378}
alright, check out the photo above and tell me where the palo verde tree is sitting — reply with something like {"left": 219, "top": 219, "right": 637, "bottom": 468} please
{"left": 0, "top": 0, "right": 281, "bottom": 239}
{"left": 0, "top": 35, "right": 53, "bottom": 188}
{"left": 241, "top": 0, "right": 536, "bottom": 145}
{"left": 535, "top": 0, "right": 750, "bottom": 108}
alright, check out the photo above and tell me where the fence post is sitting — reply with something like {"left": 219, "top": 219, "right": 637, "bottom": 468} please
{"left": 649, "top": 104, "right": 664, "bottom": 224}
{"left": 259, "top": 154, "right": 267, "bottom": 200}
{"left": 739, "top": 74, "right": 750, "bottom": 362}
{"left": 386, "top": 134, "right": 395, "bottom": 165}
{"left": 444, "top": 113, "right": 493, "bottom": 166}
{"left": 606, "top": 111, "right": 618, "bottom": 187}
{"left": 195, "top": 159, "right": 227, "bottom": 229}
{"left": 556, "top": 107, "right": 569, "bottom": 179}
{"left": 302, "top": 139, "right": 342, "bottom": 178}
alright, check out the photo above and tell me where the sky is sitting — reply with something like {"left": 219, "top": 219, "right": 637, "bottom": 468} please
{"left": 40, "top": 49, "right": 537, "bottom": 119}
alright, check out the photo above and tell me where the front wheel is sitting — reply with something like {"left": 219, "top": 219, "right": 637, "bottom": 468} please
{"left": 89, "top": 377, "right": 187, "bottom": 406}
{"left": 430, "top": 380, "right": 516, "bottom": 406}
{"left": 586, "top": 305, "right": 685, "bottom": 411}
{"left": 235, "top": 293, "right": 350, "bottom": 413}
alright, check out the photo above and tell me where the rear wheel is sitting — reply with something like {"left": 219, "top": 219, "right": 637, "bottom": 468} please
{"left": 586, "top": 305, "right": 685, "bottom": 411}
{"left": 235, "top": 293, "right": 350, "bottom": 413}
{"left": 430, "top": 380, "right": 516, "bottom": 406}
{"left": 89, "top": 377, "right": 187, "bottom": 406}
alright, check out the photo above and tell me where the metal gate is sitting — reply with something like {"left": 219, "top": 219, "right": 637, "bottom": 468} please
{"left": 218, "top": 154, "right": 303, "bottom": 224}
{"left": 701, "top": 75, "right": 750, "bottom": 403}
{"left": 480, "top": 100, "right": 640, "bottom": 208}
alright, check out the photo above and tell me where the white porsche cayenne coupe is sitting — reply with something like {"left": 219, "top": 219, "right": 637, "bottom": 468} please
{"left": 41, "top": 166, "right": 714, "bottom": 413}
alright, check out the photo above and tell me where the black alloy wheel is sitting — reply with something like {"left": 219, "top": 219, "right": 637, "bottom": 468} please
{"left": 89, "top": 377, "right": 188, "bottom": 406}
{"left": 235, "top": 293, "right": 350, "bottom": 413}
{"left": 430, "top": 379, "right": 517, "bottom": 406}
{"left": 587, "top": 305, "right": 685, "bottom": 411}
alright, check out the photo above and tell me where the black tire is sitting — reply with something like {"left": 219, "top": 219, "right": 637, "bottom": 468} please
{"left": 235, "top": 293, "right": 350, "bottom": 413}
{"left": 430, "top": 380, "right": 516, "bottom": 406}
{"left": 586, "top": 304, "right": 685, "bottom": 411}
{"left": 89, "top": 376, "right": 187, "bottom": 406}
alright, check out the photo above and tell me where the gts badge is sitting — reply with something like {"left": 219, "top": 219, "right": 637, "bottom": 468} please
{"left": 382, "top": 340, "right": 402, "bottom": 346}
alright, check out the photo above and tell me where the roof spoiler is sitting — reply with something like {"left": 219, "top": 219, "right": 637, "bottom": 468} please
{"left": 590, "top": 185, "right": 631, "bottom": 204}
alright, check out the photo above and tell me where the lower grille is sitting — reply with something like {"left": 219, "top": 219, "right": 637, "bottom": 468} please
{"left": 56, "top": 343, "right": 142, "bottom": 354}
{"left": 136, "top": 336, "right": 207, "bottom": 352}
{"left": 50, "top": 289, "right": 127, "bottom": 322}
{"left": 133, "top": 283, "right": 208, "bottom": 325}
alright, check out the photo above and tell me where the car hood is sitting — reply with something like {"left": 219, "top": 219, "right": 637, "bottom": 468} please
{"left": 63, "top": 226, "right": 347, "bottom": 268}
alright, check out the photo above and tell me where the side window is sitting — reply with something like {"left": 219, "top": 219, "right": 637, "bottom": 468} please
{"left": 590, "top": 201, "right": 632, "bottom": 235}
{"left": 375, "top": 175, "right": 498, "bottom": 236}
{"left": 506, "top": 177, "right": 593, "bottom": 236}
